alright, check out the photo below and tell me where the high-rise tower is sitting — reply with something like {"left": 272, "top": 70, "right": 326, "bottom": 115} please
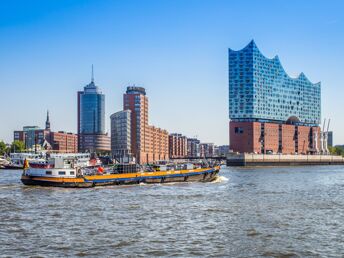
{"left": 77, "top": 66, "right": 110, "bottom": 152}
{"left": 121, "top": 86, "right": 168, "bottom": 163}
{"left": 123, "top": 87, "right": 149, "bottom": 163}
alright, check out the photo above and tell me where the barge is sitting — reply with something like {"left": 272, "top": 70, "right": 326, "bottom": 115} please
{"left": 21, "top": 156, "right": 220, "bottom": 188}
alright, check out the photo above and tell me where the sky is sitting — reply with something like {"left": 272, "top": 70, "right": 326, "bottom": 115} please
{"left": 1, "top": 0, "right": 343, "bottom": 145}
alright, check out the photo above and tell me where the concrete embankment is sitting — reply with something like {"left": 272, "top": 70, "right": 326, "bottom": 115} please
{"left": 227, "top": 153, "right": 344, "bottom": 166}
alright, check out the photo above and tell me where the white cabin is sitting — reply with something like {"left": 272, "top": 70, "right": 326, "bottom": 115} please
{"left": 24, "top": 156, "right": 78, "bottom": 178}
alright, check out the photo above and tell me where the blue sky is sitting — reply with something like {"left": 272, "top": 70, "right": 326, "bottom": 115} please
{"left": 1, "top": 0, "right": 343, "bottom": 145}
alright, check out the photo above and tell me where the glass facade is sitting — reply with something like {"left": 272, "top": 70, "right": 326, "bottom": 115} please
{"left": 229, "top": 40, "right": 321, "bottom": 126}
{"left": 79, "top": 81, "right": 105, "bottom": 134}
{"left": 110, "top": 110, "right": 132, "bottom": 161}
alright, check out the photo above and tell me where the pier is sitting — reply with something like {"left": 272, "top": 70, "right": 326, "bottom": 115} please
{"left": 227, "top": 153, "right": 344, "bottom": 166}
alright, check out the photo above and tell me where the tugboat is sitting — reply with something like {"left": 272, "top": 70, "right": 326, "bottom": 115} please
{"left": 21, "top": 156, "right": 220, "bottom": 188}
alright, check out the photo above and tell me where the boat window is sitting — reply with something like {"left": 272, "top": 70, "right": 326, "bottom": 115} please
{"left": 58, "top": 171, "right": 66, "bottom": 175}
{"left": 70, "top": 171, "right": 75, "bottom": 175}
{"left": 46, "top": 171, "right": 52, "bottom": 175}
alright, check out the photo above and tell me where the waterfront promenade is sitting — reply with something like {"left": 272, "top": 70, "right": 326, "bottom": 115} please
{"left": 227, "top": 153, "right": 344, "bottom": 166}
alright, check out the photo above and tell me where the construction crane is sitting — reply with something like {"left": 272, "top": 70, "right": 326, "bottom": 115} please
{"left": 327, "top": 119, "right": 331, "bottom": 133}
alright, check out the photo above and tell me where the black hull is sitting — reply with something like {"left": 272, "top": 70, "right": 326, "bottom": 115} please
{"left": 21, "top": 179, "right": 93, "bottom": 188}
{"left": 2, "top": 165, "right": 23, "bottom": 170}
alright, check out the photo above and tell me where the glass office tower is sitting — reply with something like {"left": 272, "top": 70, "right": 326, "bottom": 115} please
{"left": 79, "top": 81, "right": 105, "bottom": 134}
{"left": 77, "top": 77, "right": 110, "bottom": 153}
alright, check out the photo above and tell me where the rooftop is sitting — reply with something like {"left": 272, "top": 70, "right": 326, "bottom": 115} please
{"left": 126, "top": 86, "right": 146, "bottom": 95}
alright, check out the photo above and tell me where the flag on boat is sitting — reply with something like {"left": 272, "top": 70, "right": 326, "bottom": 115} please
{"left": 97, "top": 167, "right": 104, "bottom": 174}
{"left": 23, "top": 158, "right": 30, "bottom": 170}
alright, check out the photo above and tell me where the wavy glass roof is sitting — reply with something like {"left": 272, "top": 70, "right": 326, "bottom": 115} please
{"left": 228, "top": 40, "right": 321, "bottom": 125}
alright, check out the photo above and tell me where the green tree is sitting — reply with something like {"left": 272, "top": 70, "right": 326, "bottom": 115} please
{"left": 337, "top": 146, "right": 344, "bottom": 156}
{"left": 329, "top": 146, "right": 344, "bottom": 156}
{"left": 0, "top": 141, "right": 8, "bottom": 155}
{"left": 10, "top": 140, "right": 25, "bottom": 153}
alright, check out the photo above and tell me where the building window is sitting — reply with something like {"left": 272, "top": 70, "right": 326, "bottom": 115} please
{"left": 234, "top": 127, "right": 244, "bottom": 134}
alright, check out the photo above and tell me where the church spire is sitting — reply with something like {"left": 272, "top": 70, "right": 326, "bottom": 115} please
{"left": 45, "top": 110, "right": 51, "bottom": 130}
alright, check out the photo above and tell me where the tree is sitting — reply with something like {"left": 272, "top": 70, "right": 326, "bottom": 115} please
{"left": 329, "top": 146, "right": 344, "bottom": 156}
{"left": 0, "top": 141, "right": 8, "bottom": 155}
{"left": 337, "top": 146, "right": 344, "bottom": 156}
{"left": 10, "top": 140, "right": 25, "bottom": 153}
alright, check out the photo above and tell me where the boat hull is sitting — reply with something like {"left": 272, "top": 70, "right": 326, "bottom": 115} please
{"left": 3, "top": 164, "right": 23, "bottom": 170}
{"left": 21, "top": 167, "right": 220, "bottom": 188}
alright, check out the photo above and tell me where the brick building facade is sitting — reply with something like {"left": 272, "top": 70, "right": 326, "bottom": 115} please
{"left": 14, "top": 112, "right": 78, "bottom": 153}
{"left": 230, "top": 121, "right": 321, "bottom": 154}
{"left": 169, "top": 133, "right": 187, "bottom": 158}
{"left": 123, "top": 87, "right": 169, "bottom": 164}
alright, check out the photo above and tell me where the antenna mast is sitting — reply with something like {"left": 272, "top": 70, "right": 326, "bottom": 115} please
{"left": 91, "top": 64, "right": 94, "bottom": 83}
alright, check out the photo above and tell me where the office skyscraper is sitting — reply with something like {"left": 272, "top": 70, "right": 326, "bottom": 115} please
{"left": 77, "top": 68, "right": 110, "bottom": 152}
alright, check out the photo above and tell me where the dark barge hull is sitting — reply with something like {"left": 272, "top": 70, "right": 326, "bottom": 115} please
{"left": 21, "top": 178, "right": 93, "bottom": 188}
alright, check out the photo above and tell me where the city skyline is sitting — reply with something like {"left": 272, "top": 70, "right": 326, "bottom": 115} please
{"left": 1, "top": 0, "right": 344, "bottom": 145}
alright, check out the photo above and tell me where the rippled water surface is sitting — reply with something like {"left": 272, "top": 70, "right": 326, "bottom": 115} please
{"left": 1, "top": 166, "right": 344, "bottom": 257}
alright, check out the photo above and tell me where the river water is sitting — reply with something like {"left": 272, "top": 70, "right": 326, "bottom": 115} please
{"left": 1, "top": 166, "right": 344, "bottom": 257}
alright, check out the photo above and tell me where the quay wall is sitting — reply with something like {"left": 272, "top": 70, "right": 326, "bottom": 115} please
{"left": 227, "top": 153, "right": 344, "bottom": 166}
